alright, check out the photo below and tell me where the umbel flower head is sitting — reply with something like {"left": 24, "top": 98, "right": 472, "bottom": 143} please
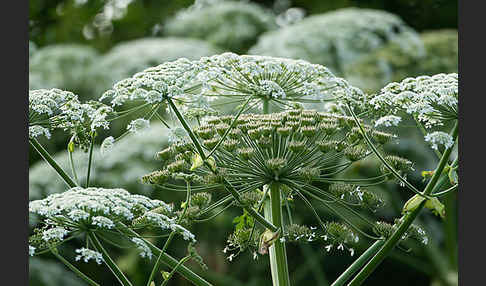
{"left": 164, "top": 0, "right": 277, "bottom": 53}
{"left": 249, "top": 8, "right": 423, "bottom": 77}
{"left": 29, "top": 187, "right": 195, "bottom": 259}
{"left": 100, "top": 52, "right": 366, "bottom": 123}
{"left": 29, "top": 89, "right": 113, "bottom": 150}
{"left": 368, "top": 73, "right": 458, "bottom": 150}
{"left": 143, "top": 110, "right": 408, "bottom": 256}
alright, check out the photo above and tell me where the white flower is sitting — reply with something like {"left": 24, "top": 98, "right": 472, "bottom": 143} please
{"left": 127, "top": 118, "right": 150, "bottom": 134}
{"left": 374, "top": 115, "right": 402, "bottom": 127}
{"left": 227, "top": 254, "right": 235, "bottom": 262}
{"left": 131, "top": 238, "right": 153, "bottom": 260}
{"left": 349, "top": 248, "right": 355, "bottom": 256}
{"left": 29, "top": 245, "right": 36, "bottom": 256}
{"left": 325, "top": 245, "right": 332, "bottom": 252}
{"left": 75, "top": 248, "right": 104, "bottom": 264}
{"left": 42, "top": 227, "right": 68, "bottom": 242}
{"left": 100, "top": 136, "right": 115, "bottom": 156}
{"left": 92, "top": 216, "right": 115, "bottom": 229}
{"left": 424, "top": 131, "right": 454, "bottom": 150}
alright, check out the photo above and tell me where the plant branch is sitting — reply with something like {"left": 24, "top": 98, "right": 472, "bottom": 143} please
{"left": 29, "top": 138, "right": 78, "bottom": 188}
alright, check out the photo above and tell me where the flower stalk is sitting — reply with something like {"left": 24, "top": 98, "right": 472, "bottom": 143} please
{"left": 264, "top": 182, "right": 290, "bottom": 286}
{"left": 347, "top": 121, "right": 458, "bottom": 285}
{"left": 29, "top": 138, "right": 78, "bottom": 188}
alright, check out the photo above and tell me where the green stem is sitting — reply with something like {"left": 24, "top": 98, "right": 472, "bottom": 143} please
{"left": 346, "top": 105, "right": 423, "bottom": 197}
{"left": 29, "top": 138, "right": 78, "bottom": 188}
{"left": 146, "top": 182, "right": 192, "bottom": 286}
{"left": 88, "top": 232, "right": 133, "bottom": 286}
{"left": 263, "top": 99, "right": 270, "bottom": 114}
{"left": 348, "top": 121, "right": 458, "bottom": 286}
{"left": 330, "top": 240, "right": 384, "bottom": 286}
{"left": 264, "top": 183, "right": 291, "bottom": 286}
{"left": 86, "top": 133, "right": 95, "bottom": 187}
{"left": 119, "top": 224, "right": 213, "bottom": 286}
{"left": 50, "top": 249, "right": 100, "bottom": 286}
{"left": 160, "top": 256, "right": 192, "bottom": 286}
{"left": 166, "top": 97, "right": 277, "bottom": 232}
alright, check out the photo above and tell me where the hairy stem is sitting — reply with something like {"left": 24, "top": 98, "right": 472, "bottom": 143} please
{"left": 264, "top": 183, "right": 291, "bottom": 286}
{"left": 348, "top": 121, "right": 458, "bottom": 285}
{"left": 29, "top": 138, "right": 78, "bottom": 188}
{"left": 86, "top": 133, "right": 95, "bottom": 187}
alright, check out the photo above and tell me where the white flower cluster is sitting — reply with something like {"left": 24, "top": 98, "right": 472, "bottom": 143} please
{"left": 250, "top": 8, "right": 423, "bottom": 77}
{"left": 164, "top": 1, "right": 276, "bottom": 53}
{"left": 369, "top": 73, "right": 458, "bottom": 129}
{"left": 101, "top": 52, "right": 366, "bottom": 116}
{"left": 374, "top": 115, "right": 402, "bottom": 127}
{"left": 29, "top": 89, "right": 112, "bottom": 149}
{"left": 29, "top": 187, "right": 174, "bottom": 240}
{"left": 424, "top": 131, "right": 454, "bottom": 150}
{"left": 136, "top": 212, "right": 196, "bottom": 242}
{"left": 127, "top": 118, "right": 150, "bottom": 134}
{"left": 196, "top": 53, "right": 366, "bottom": 109}
{"left": 75, "top": 248, "right": 104, "bottom": 264}
{"left": 86, "top": 38, "right": 221, "bottom": 95}
{"left": 29, "top": 245, "right": 36, "bottom": 256}
{"left": 29, "top": 44, "right": 99, "bottom": 97}
{"left": 131, "top": 237, "right": 153, "bottom": 260}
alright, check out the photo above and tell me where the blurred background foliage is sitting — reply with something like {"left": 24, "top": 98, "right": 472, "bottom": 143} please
{"left": 29, "top": 0, "right": 457, "bottom": 285}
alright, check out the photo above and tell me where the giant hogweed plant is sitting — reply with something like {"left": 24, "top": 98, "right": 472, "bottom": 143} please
{"left": 28, "top": 51, "right": 457, "bottom": 286}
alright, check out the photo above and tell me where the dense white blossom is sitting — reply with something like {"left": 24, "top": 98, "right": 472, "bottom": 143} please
{"left": 374, "top": 115, "right": 402, "bottom": 127}
{"left": 75, "top": 248, "right": 104, "bottom": 264}
{"left": 29, "top": 245, "right": 36, "bottom": 256}
{"left": 424, "top": 131, "right": 454, "bottom": 150}
{"left": 127, "top": 118, "right": 150, "bottom": 134}
{"left": 29, "top": 89, "right": 112, "bottom": 149}
{"left": 131, "top": 237, "right": 153, "bottom": 259}
{"left": 368, "top": 73, "right": 458, "bottom": 129}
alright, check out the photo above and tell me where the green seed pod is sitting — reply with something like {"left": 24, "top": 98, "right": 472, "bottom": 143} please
{"left": 289, "top": 140, "right": 305, "bottom": 153}
{"left": 298, "top": 167, "right": 320, "bottom": 182}
{"left": 344, "top": 145, "right": 368, "bottom": 161}
{"left": 167, "top": 160, "right": 188, "bottom": 173}
{"left": 156, "top": 147, "right": 173, "bottom": 160}
{"left": 195, "top": 127, "right": 215, "bottom": 140}
{"left": 228, "top": 128, "right": 242, "bottom": 139}
{"left": 318, "top": 122, "right": 338, "bottom": 135}
{"left": 237, "top": 147, "right": 255, "bottom": 160}
{"left": 257, "top": 136, "right": 272, "bottom": 149}
{"left": 277, "top": 126, "right": 292, "bottom": 137}
{"left": 248, "top": 128, "right": 261, "bottom": 140}
{"left": 286, "top": 224, "right": 313, "bottom": 242}
{"left": 301, "top": 126, "right": 317, "bottom": 137}
{"left": 317, "top": 140, "right": 334, "bottom": 153}
{"left": 216, "top": 123, "right": 230, "bottom": 136}
{"left": 191, "top": 192, "right": 212, "bottom": 209}
{"left": 301, "top": 117, "right": 316, "bottom": 126}
{"left": 258, "top": 125, "right": 273, "bottom": 136}
{"left": 240, "top": 189, "right": 262, "bottom": 207}
{"left": 266, "top": 158, "right": 287, "bottom": 171}
{"left": 223, "top": 139, "right": 239, "bottom": 152}
{"left": 142, "top": 170, "right": 171, "bottom": 185}
{"left": 203, "top": 137, "right": 220, "bottom": 149}
{"left": 372, "top": 130, "right": 394, "bottom": 144}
